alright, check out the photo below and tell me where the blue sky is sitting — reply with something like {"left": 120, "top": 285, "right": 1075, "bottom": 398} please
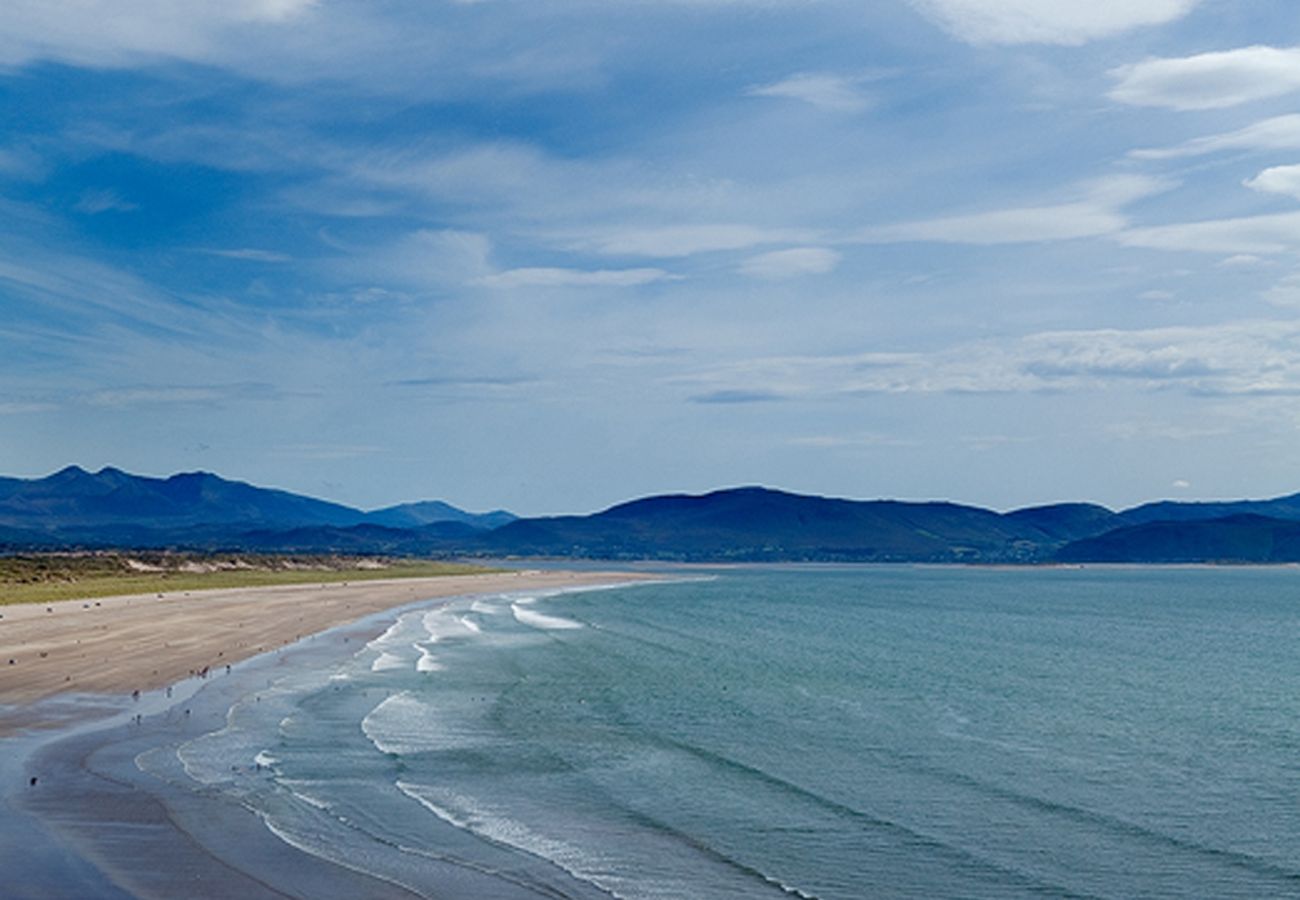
{"left": 4, "top": 0, "right": 1300, "bottom": 514}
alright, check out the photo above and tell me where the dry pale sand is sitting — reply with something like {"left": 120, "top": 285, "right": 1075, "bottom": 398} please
{"left": 0, "top": 569, "right": 650, "bottom": 734}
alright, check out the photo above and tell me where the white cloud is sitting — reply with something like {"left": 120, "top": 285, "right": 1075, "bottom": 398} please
{"left": 1130, "top": 114, "right": 1300, "bottom": 160}
{"left": 195, "top": 247, "right": 292, "bottom": 263}
{"left": 0, "top": 401, "right": 54, "bottom": 415}
{"left": 748, "top": 72, "right": 872, "bottom": 112}
{"left": 1244, "top": 164, "right": 1300, "bottom": 201}
{"left": 1119, "top": 211, "right": 1300, "bottom": 255}
{"left": 478, "top": 267, "right": 672, "bottom": 289}
{"left": 0, "top": 0, "right": 318, "bottom": 68}
{"left": 73, "top": 188, "right": 138, "bottom": 215}
{"left": 789, "top": 433, "right": 918, "bottom": 449}
{"left": 86, "top": 384, "right": 267, "bottom": 408}
{"left": 859, "top": 175, "right": 1167, "bottom": 245}
{"left": 739, "top": 247, "right": 841, "bottom": 279}
{"left": 1262, "top": 274, "right": 1300, "bottom": 308}
{"left": 0, "top": 238, "right": 243, "bottom": 343}
{"left": 1110, "top": 46, "right": 1300, "bottom": 111}
{"left": 908, "top": 0, "right": 1197, "bottom": 45}
{"left": 362, "top": 231, "right": 676, "bottom": 290}
{"left": 1217, "top": 254, "right": 1264, "bottom": 267}
{"left": 868, "top": 202, "right": 1124, "bottom": 244}
{"left": 0, "top": 147, "right": 44, "bottom": 180}
{"left": 357, "top": 229, "right": 493, "bottom": 288}
{"left": 677, "top": 321, "right": 1300, "bottom": 399}
{"left": 577, "top": 224, "right": 814, "bottom": 258}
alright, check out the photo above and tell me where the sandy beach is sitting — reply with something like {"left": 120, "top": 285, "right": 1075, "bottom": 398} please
{"left": 0, "top": 568, "right": 660, "bottom": 899}
{"left": 0, "top": 569, "right": 651, "bottom": 735}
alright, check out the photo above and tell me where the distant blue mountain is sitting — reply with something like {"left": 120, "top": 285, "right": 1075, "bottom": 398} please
{"left": 0, "top": 466, "right": 511, "bottom": 545}
{"left": 364, "top": 500, "right": 516, "bottom": 531}
{"left": 480, "top": 486, "right": 1068, "bottom": 562}
{"left": 6, "top": 466, "right": 1300, "bottom": 563}
{"left": 0, "top": 466, "right": 363, "bottom": 532}
{"left": 1057, "top": 514, "right": 1300, "bottom": 563}
{"left": 1117, "top": 493, "right": 1300, "bottom": 526}
{"left": 1002, "top": 502, "right": 1119, "bottom": 542}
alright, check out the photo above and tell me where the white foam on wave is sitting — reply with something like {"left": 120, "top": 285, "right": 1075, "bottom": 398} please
{"left": 395, "top": 782, "right": 635, "bottom": 900}
{"left": 361, "top": 691, "right": 483, "bottom": 755}
{"left": 371, "top": 651, "right": 407, "bottom": 672}
{"left": 279, "top": 779, "right": 333, "bottom": 811}
{"left": 176, "top": 686, "right": 298, "bottom": 784}
{"left": 258, "top": 812, "right": 415, "bottom": 894}
{"left": 415, "top": 645, "right": 443, "bottom": 672}
{"left": 421, "top": 607, "right": 484, "bottom": 643}
{"left": 469, "top": 598, "right": 501, "bottom": 615}
{"left": 366, "top": 618, "right": 406, "bottom": 651}
{"left": 511, "top": 603, "right": 582, "bottom": 631}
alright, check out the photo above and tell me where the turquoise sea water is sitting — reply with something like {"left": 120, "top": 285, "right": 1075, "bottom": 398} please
{"left": 141, "top": 567, "right": 1300, "bottom": 898}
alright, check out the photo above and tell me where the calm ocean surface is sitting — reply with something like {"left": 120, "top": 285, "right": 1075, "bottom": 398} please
{"left": 140, "top": 567, "right": 1300, "bottom": 898}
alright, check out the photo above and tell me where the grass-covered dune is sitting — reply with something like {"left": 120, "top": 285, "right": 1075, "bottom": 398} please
{"left": 0, "top": 552, "right": 496, "bottom": 606}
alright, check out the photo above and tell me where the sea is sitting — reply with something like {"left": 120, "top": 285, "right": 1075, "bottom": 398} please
{"left": 122, "top": 566, "right": 1300, "bottom": 898}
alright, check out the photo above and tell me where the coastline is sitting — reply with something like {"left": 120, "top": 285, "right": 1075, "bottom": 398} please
{"left": 1, "top": 569, "right": 656, "bottom": 899}
{"left": 0, "top": 568, "right": 653, "bottom": 734}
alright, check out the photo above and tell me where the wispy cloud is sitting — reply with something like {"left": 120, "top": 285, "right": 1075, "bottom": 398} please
{"left": 351, "top": 229, "right": 492, "bottom": 288}
{"left": 573, "top": 224, "right": 817, "bottom": 258}
{"left": 85, "top": 382, "right": 282, "bottom": 409}
{"left": 1119, "top": 211, "right": 1300, "bottom": 255}
{"left": 0, "top": 401, "right": 55, "bottom": 415}
{"left": 738, "top": 247, "right": 840, "bottom": 279}
{"left": 789, "top": 433, "right": 918, "bottom": 449}
{"left": 388, "top": 375, "right": 535, "bottom": 388}
{"left": 748, "top": 72, "right": 874, "bottom": 112}
{"left": 908, "top": 0, "right": 1198, "bottom": 45}
{"left": 677, "top": 321, "right": 1300, "bottom": 400}
{"left": 1110, "top": 45, "right": 1300, "bottom": 110}
{"left": 1262, "top": 274, "right": 1300, "bottom": 308}
{"left": 1244, "top": 164, "right": 1300, "bottom": 201}
{"left": 195, "top": 247, "right": 292, "bottom": 263}
{"left": 857, "top": 176, "right": 1168, "bottom": 245}
{"left": 478, "top": 267, "right": 673, "bottom": 289}
{"left": 1130, "top": 114, "right": 1300, "bottom": 162}
{"left": 0, "top": 0, "right": 319, "bottom": 68}
{"left": 73, "top": 188, "right": 137, "bottom": 214}
{"left": 689, "top": 389, "right": 787, "bottom": 404}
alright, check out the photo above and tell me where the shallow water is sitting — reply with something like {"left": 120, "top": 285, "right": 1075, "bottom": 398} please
{"left": 134, "top": 568, "right": 1300, "bottom": 898}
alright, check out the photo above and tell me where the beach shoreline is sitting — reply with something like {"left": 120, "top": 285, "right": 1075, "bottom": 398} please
{"left": 0, "top": 568, "right": 654, "bottom": 734}
{"left": 1, "top": 569, "right": 656, "bottom": 899}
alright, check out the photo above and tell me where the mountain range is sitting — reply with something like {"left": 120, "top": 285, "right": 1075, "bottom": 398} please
{"left": 0, "top": 466, "right": 513, "bottom": 547}
{"left": 4, "top": 466, "right": 1300, "bottom": 563}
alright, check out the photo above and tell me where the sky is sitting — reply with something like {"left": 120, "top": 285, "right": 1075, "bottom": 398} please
{"left": 4, "top": 0, "right": 1300, "bottom": 515}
